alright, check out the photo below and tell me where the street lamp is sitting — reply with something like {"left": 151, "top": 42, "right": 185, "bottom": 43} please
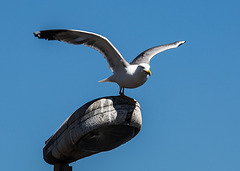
{"left": 43, "top": 96, "right": 142, "bottom": 171}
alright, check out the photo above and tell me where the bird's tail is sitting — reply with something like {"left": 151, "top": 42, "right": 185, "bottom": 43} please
{"left": 98, "top": 76, "right": 114, "bottom": 83}
{"left": 98, "top": 78, "right": 111, "bottom": 83}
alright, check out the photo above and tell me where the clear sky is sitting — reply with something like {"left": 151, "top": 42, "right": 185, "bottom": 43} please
{"left": 1, "top": 0, "right": 240, "bottom": 170}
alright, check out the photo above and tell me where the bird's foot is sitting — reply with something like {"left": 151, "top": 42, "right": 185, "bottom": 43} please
{"left": 119, "top": 92, "right": 125, "bottom": 97}
{"left": 119, "top": 93, "right": 136, "bottom": 104}
{"left": 118, "top": 88, "right": 136, "bottom": 103}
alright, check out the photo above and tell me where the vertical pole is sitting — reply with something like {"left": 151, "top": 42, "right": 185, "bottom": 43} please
{"left": 54, "top": 163, "right": 72, "bottom": 171}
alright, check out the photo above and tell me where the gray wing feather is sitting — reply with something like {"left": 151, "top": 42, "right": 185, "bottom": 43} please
{"left": 34, "top": 29, "right": 129, "bottom": 73}
{"left": 130, "top": 41, "right": 186, "bottom": 65}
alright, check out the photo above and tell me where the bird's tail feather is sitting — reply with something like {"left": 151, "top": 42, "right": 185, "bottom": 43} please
{"left": 98, "top": 77, "right": 112, "bottom": 83}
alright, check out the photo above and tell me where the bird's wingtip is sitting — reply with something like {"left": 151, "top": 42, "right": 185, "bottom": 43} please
{"left": 33, "top": 31, "right": 40, "bottom": 38}
{"left": 178, "top": 40, "right": 186, "bottom": 47}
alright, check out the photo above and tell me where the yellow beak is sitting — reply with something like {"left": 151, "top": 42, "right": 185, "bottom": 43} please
{"left": 145, "top": 69, "right": 152, "bottom": 76}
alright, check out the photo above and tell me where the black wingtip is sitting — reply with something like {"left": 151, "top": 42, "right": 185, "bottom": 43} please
{"left": 33, "top": 29, "right": 69, "bottom": 40}
{"left": 178, "top": 40, "right": 186, "bottom": 47}
{"left": 33, "top": 30, "right": 55, "bottom": 40}
{"left": 33, "top": 31, "right": 40, "bottom": 38}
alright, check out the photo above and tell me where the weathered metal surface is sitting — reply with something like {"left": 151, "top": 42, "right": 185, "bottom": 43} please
{"left": 43, "top": 96, "right": 142, "bottom": 165}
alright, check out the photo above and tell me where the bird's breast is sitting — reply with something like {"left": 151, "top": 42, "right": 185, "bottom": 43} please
{"left": 115, "top": 67, "right": 149, "bottom": 88}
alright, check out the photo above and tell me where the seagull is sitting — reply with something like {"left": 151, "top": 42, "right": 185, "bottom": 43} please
{"left": 34, "top": 29, "right": 185, "bottom": 95}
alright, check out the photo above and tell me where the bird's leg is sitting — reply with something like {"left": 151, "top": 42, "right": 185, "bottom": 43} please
{"left": 119, "top": 87, "right": 126, "bottom": 96}
{"left": 119, "top": 88, "right": 122, "bottom": 95}
{"left": 119, "top": 87, "right": 124, "bottom": 95}
{"left": 118, "top": 88, "right": 136, "bottom": 103}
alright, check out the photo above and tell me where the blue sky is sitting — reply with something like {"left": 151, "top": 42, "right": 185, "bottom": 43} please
{"left": 1, "top": 0, "right": 240, "bottom": 170}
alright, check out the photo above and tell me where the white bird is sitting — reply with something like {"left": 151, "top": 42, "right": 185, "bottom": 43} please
{"left": 34, "top": 29, "right": 185, "bottom": 95}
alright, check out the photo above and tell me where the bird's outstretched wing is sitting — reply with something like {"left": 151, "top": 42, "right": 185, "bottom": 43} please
{"left": 34, "top": 29, "right": 129, "bottom": 73}
{"left": 130, "top": 41, "right": 186, "bottom": 65}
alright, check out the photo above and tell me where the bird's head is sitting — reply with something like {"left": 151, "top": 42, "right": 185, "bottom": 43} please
{"left": 138, "top": 63, "right": 151, "bottom": 76}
